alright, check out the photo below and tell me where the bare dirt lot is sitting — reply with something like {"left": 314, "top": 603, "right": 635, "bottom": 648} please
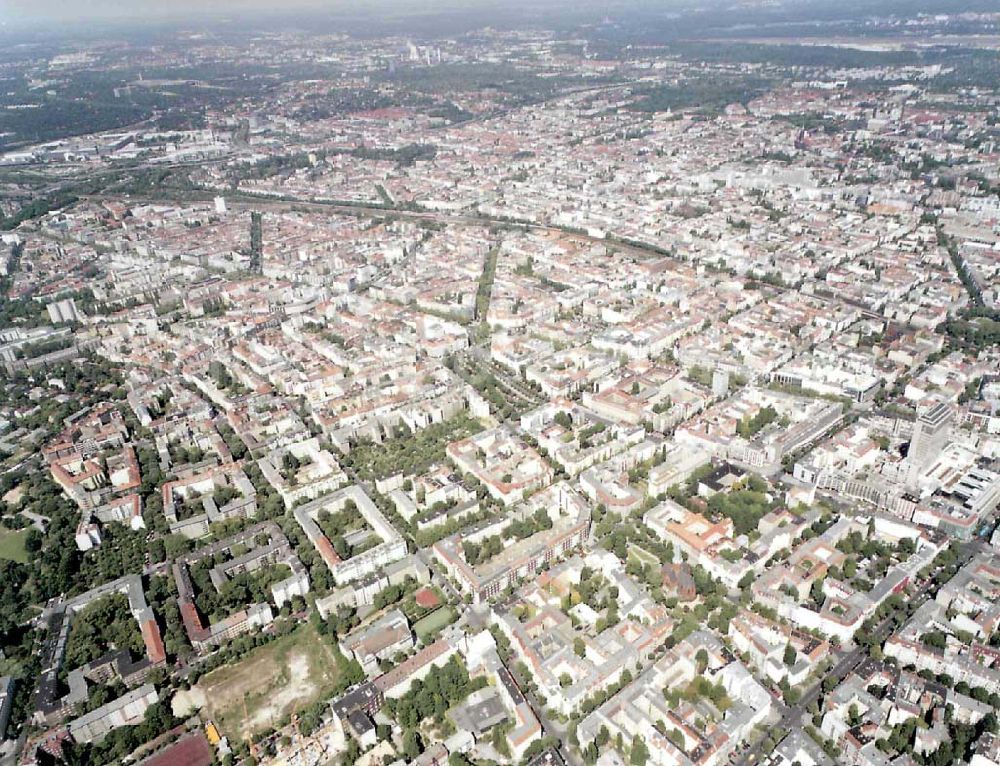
{"left": 191, "top": 624, "right": 342, "bottom": 741}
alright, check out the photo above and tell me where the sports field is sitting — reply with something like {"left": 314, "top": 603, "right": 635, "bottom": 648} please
{"left": 414, "top": 606, "right": 456, "bottom": 642}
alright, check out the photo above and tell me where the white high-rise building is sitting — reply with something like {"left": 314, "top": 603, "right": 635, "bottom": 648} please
{"left": 712, "top": 369, "right": 730, "bottom": 398}
{"left": 908, "top": 402, "right": 953, "bottom": 484}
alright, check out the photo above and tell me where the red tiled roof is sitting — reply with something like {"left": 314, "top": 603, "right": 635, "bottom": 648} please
{"left": 179, "top": 600, "right": 208, "bottom": 643}
{"left": 414, "top": 587, "right": 440, "bottom": 609}
{"left": 141, "top": 619, "right": 168, "bottom": 665}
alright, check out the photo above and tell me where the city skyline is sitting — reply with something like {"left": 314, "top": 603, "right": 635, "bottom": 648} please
{"left": 0, "top": 3, "right": 996, "bottom": 766}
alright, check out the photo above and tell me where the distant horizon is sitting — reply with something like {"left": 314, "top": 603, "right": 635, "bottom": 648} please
{"left": 4, "top": 0, "right": 998, "bottom": 35}
{"left": 5, "top": 0, "right": 584, "bottom": 30}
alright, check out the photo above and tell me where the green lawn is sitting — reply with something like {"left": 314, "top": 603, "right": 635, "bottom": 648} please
{"left": 414, "top": 606, "right": 456, "bottom": 642}
{"left": 0, "top": 528, "right": 29, "bottom": 563}
{"left": 628, "top": 544, "right": 659, "bottom": 568}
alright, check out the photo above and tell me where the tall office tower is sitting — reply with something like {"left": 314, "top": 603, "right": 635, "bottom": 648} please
{"left": 712, "top": 369, "right": 730, "bottom": 398}
{"left": 909, "top": 402, "right": 953, "bottom": 474}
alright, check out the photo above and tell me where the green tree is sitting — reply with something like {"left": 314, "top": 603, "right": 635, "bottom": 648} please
{"left": 631, "top": 734, "right": 650, "bottom": 766}
{"left": 695, "top": 648, "right": 709, "bottom": 672}
{"left": 403, "top": 729, "right": 423, "bottom": 759}
{"left": 783, "top": 643, "right": 797, "bottom": 667}
{"left": 24, "top": 528, "right": 43, "bottom": 553}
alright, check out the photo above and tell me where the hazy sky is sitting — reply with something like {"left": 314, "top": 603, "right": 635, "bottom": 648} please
{"left": 0, "top": 0, "right": 448, "bottom": 27}
{"left": 0, "top": 0, "right": 579, "bottom": 28}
